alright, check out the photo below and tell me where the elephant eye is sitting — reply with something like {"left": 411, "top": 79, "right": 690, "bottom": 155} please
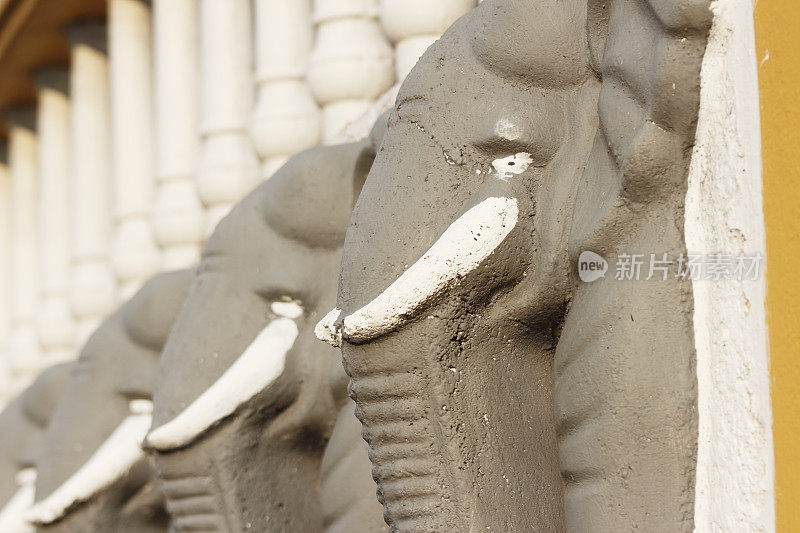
{"left": 492, "top": 153, "right": 534, "bottom": 180}
{"left": 128, "top": 399, "right": 153, "bottom": 415}
{"left": 270, "top": 298, "right": 304, "bottom": 319}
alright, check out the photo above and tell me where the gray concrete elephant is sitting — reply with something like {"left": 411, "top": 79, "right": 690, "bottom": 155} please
{"left": 316, "top": 0, "right": 711, "bottom": 530}
{"left": 0, "top": 364, "right": 70, "bottom": 532}
{"left": 146, "top": 133, "right": 386, "bottom": 532}
{"left": 27, "top": 270, "right": 192, "bottom": 532}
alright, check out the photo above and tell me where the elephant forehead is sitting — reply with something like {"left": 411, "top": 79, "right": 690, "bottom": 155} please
{"left": 154, "top": 211, "right": 342, "bottom": 427}
{"left": 121, "top": 270, "right": 193, "bottom": 353}
{"left": 18, "top": 363, "right": 71, "bottom": 431}
{"left": 339, "top": 122, "right": 483, "bottom": 311}
{"left": 259, "top": 143, "right": 368, "bottom": 251}
{"left": 151, "top": 277, "right": 271, "bottom": 427}
{"left": 467, "top": 0, "right": 591, "bottom": 88}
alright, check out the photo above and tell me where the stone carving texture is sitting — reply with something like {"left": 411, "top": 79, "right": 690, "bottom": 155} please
{"left": 31, "top": 271, "right": 191, "bottom": 532}
{"left": 147, "top": 136, "right": 385, "bottom": 532}
{"left": 318, "top": 0, "right": 712, "bottom": 530}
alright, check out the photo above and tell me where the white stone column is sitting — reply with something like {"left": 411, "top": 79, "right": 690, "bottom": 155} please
{"left": 197, "top": 0, "right": 259, "bottom": 233}
{"left": 109, "top": 0, "right": 159, "bottom": 298}
{"left": 0, "top": 143, "right": 11, "bottom": 402}
{"left": 68, "top": 23, "right": 117, "bottom": 345}
{"left": 4, "top": 107, "right": 41, "bottom": 382}
{"left": 250, "top": 0, "right": 320, "bottom": 178}
{"left": 35, "top": 68, "right": 76, "bottom": 364}
{"left": 151, "top": 0, "right": 204, "bottom": 269}
{"left": 308, "top": 0, "right": 395, "bottom": 143}
{"left": 379, "top": 0, "right": 476, "bottom": 81}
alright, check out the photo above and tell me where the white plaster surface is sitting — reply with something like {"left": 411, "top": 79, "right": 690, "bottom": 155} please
{"left": 146, "top": 317, "right": 299, "bottom": 450}
{"left": 308, "top": 0, "right": 395, "bottom": 143}
{"left": 27, "top": 401, "right": 153, "bottom": 524}
{"left": 317, "top": 197, "right": 519, "bottom": 345}
{"left": 151, "top": 0, "right": 204, "bottom": 270}
{"left": 36, "top": 75, "right": 77, "bottom": 364}
{"left": 68, "top": 27, "right": 118, "bottom": 346}
{"left": 687, "top": 1, "right": 775, "bottom": 530}
{"left": 109, "top": 0, "right": 160, "bottom": 298}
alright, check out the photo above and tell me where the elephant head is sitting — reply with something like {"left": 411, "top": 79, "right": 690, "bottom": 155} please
{"left": 316, "top": 0, "right": 711, "bottom": 530}
{"left": 28, "top": 270, "right": 192, "bottom": 532}
{"left": 145, "top": 134, "right": 385, "bottom": 532}
{"left": 0, "top": 364, "right": 70, "bottom": 532}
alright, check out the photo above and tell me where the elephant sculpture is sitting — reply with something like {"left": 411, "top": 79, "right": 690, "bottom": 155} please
{"left": 316, "top": 0, "right": 711, "bottom": 530}
{"left": 27, "top": 270, "right": 192, "bottom": 532}
{"left": 145, "top": 127, "right": 387, "bottom": 532}
{"left": 0, "top": 364, "right": 70, "bottom": 532}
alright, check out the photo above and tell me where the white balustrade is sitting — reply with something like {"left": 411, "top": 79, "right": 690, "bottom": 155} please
{"left": 35, "top": 68, "right": 76, "bottom": 364}
{"left": 250, "top": 0, "right": 321, "bottom": 178}
{"left": 379, "top": 0, "right": 477, "bottom": 81}
{"left": 196, "top": 0, "right": 259, "bottom": 234}
{"left": 5, "top": 107, "right": 41, "bottom": 384}
{"left": 0, "top": 143, "right": 11, "bottom": 403}
{"left": 68, "top": 22, "right": 117, "bottom": 345}
{"left": 308, "top": 0, "right": 395, "bottom": 143}
{"left": 151, "top": 0, "right": 204, "bottom": 269}
{"left": 109, "top": 0, "right": 159, "bottom": 298}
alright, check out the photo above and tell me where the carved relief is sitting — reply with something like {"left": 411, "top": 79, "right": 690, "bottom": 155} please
{"left": 146, "top": 133, "right": 386, "bottom": 532}
{"left": 29, "top": 271, "right": 191, "bottom": 532}
{"left": 317, "top": 0, "right": 712, "bottom": 530}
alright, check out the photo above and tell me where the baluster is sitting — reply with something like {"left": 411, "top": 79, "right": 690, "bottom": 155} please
{"left": 380, "top": 0, "right": 477, "bottom": 81}
{"left": 0, "top": 143, "right": 11, "bottom": 402}
{"left": 151, "top": 0, "right": 204, "bottom": 269}
{"left": 251, "top": 0, "right": 320, "bottom": 178}
{"left": 35, "top": 68, "right": 76, "bottom": 364}
{"left": 4, "top": 107, "right": 41, "bottom": 384}
{"left": 68, "top": 22, "right": 117, "bottom": 345}
{"left": 197, "top": 0, "right": 259, "bottom": 233}
{"left": 308, "top": 0, "right": 395, "bottom": 143}
{"left": 109, "top": 0, "right": 159, "bottom": 298}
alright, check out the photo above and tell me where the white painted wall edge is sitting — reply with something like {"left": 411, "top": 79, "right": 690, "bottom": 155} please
{"left": 688, "top": 0, "right": 775, "bottom": 531}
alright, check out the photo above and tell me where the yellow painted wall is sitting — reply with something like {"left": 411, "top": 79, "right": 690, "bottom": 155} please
{"left": 754, "top": 1, "right": 800, "bottom": 530}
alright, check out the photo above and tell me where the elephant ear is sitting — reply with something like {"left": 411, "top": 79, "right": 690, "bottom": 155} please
{"left": 556, "top": 1, "right": 712, "bottom": 531}
{"left": 572, "top": 0, "right": 713, "bottom": 253}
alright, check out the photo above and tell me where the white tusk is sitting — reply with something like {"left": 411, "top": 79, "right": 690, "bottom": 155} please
{"left": 314, "top": 307, "right": 342, "bottom": 347}
{"left": 146, "top": 318, "right": 299, "bottom": 451}
{"left": 322, "top": 196, "right": 519, "bottom": 345}
{"left": 26, "top": 401, "right": 153, "bottom": 525}
{"left": 0, "top": 469, "right": 36, "bottom": 533}
{"left": 270, "top": 300, "right": 303, "bottom": 319}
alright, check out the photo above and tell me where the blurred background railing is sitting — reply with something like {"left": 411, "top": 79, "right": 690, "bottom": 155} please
{"left": 0, "top": 0, "right": 479, "bottom": 406}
